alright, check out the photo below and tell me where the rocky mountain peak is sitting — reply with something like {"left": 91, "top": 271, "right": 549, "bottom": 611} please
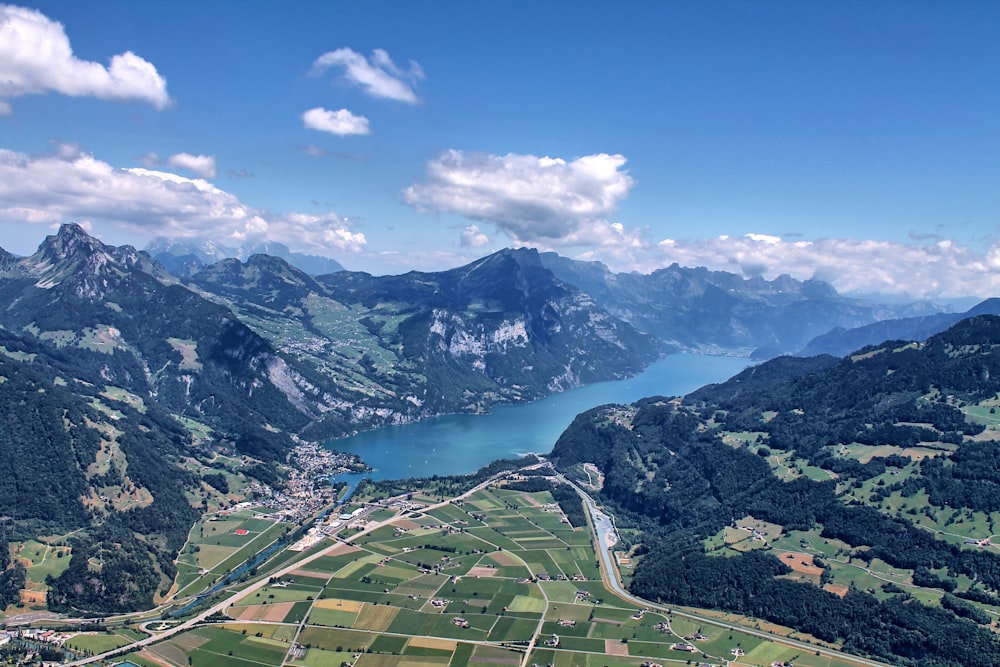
{"left": 37, "top": 222, "right": 105, "bottom": 262}
{"left": 25, "top": 223, "right": 166, "bottom": 296}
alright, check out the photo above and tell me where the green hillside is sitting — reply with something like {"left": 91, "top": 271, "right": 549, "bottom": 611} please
{"left": 552, "top": 315, "right": 1000, "bottom": 667}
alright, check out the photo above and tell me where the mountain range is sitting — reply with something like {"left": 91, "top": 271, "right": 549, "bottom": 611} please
{"left": 3, "top": 225, "right": 663, "bottom": 444}
{"left": 538, "top": 252, "right": 943, "bottom": 357}
{"left": 151, "top": 238, "right": 949, "bottom": 359}
{"left": 0, "top": 223, "right": 993, "bottom": 618}
{"left": 145, "top": 236, "right": 345, "bottom": 277}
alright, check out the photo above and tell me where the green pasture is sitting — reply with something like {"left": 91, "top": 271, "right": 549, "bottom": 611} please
{"left": 308, "top": 551, "right": 368, "bottom": 575}
{"left": 512, "top": 537, "right": 568, "bottom": 551}
{"left": 518, "top": 550, "right": 561, "bottom": 577}
{"left": 486, "top": 615, "right": 539, "bottom": 642}
{"left": 13, "top": 540, "right": 72, "bottom": 584}
{"left": 367, "top": 508, "right": 399, "bottom": 522}
{"left": 296, "top": 625, "right": 374, "bottom": 652}
{"left": 186, "top": 626, "right": 289, "bottom": 667}
{"left": 531, "top": 513, "right": 573, "bottom": 532}
{"left": 487, "top": 562, "right": 533, "bottom": 580}
{"left": 462, "top": 527, "right": 521, "bottom": 551}
{"left": 425, "top": 504, "right": 475, "bottom": 524}
{"left": 368, "top": 633, "right": 408, "bottom": 653}
{"left": 392, "top": 572, "right": 446, "bottom": 596}
{"left": 308, "top": 607, "right": 358, "bottom": 627}
{"left": 527, "top": 650, "right": 643, "bottom": 667}
{"left": 386, "top": 608, "right": 491, "bottom": 640}
{"left": 64, "top": 630, "right": 139, "bottom": 653}
{"left": 466, "top": 490, "right": 507, "bottom": 509}
{"left": 549, "top": 546, "right": 594, "bottom": 574}
{"left": 486, "top": 514, "right": 543, "bottom": 534}
{"left": 242, "top": 585, "right": 316, "bottom": 604}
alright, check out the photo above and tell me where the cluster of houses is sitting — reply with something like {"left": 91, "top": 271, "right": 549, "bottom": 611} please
{"left": 1, "top": 627, "right": 70, "bottom": 645}
{"left": 736, "top": 523, "right": 770, "bottom": 544}
{"left": 236, "top": 444, "right": 369, "bottom": 524}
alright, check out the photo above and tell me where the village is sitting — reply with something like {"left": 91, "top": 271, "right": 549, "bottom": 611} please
{"left": 236, "top": 442, "right": 370, "bottom": 524}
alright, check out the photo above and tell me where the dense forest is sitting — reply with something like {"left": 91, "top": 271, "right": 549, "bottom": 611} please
{"left": 0, "top": 340, "right": 261, "bottom": 614}
{"left": 551, "top": 316, "right": 1000, "bottom": 667}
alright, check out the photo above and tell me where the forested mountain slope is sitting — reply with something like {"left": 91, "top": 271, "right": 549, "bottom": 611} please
{"left": 552, "top": 316, "right": 1000, "bottom": 667}
{"left": 0, "top": 337, "right": 203, "bottom": 614}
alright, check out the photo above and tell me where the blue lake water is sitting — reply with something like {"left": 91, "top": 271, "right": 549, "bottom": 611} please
{"left": 327, "top": 354, "right": 750, "bottom": 487}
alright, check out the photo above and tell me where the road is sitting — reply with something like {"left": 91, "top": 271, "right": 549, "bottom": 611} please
{"left": 64, "top": 471, "right": 510, "bottom": 666}
{"left": 566, "top": 476, "right": 895, "bottom": 667}
{"left": 65, "top": 465, "right": 894, "bottom": 667}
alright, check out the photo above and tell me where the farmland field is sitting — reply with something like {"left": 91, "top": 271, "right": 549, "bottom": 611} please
{"left": 105, "top": 469, "right": 886, "bottom": 667}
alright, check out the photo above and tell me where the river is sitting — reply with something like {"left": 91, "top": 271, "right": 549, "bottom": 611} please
{"left": 326, "top": 353, "right": 750, "bottom": 488}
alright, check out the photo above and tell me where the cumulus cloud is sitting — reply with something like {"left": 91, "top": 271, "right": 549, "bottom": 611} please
{"left": 0, "top": 4, "right": 171, "bottom": 113}
{"left": 0, "top": 145, "right": 364, "bottom": 253}
{"left": 302, "top": 107, "right": 371, "bottom": 136}
{"left": 460, "top": 224, "right": 491, "bottom": 248}
{"left": 140, "top": 152, "right": 217, "bottom": 179}
{"left": 310, "top": 47, "right": 423, "bottom": 104}
{"left": 403, "top": 150, "right": 639, "bottom": 250}
{"left": 650, "top": 233, "right": 1000, "bottom": 299}
{"left": 165, "top": 153, "right": 217, "bottom": 179}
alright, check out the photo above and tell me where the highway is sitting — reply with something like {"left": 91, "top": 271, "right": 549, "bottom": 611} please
{"left": 64, "top": 472, "right": 509, "bottom": 666}
{"left": 566, "top": 476, "right": 895, "bottom": 667}
{"left": 65, "top": 464, "right": 894, "bottom": 667}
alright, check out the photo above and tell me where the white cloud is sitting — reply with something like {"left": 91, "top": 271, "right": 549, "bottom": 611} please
{"left": 0, "top": 4, "right": 171, "bottom": 113}
{"left": 403, "top": 150, "right": 639, "bottom": 250}
{"left": 165, "top": 153, "right": 217, "bottom": 179}
{"left": 302, "top": 107, "right": 371, "bottom": 136}
{"left": 460, "top": 224, "right": 491, "bottom": 248}
{"left": 0, "top": 145, "right": 364, "bottom": 254}
{"left": 138, "top": 152, "right": 217, "bottom": 179}
{"left": 278, "top": 212, "right": 366, "bottom": 252}
{"left": 310, "top": 47, "right": 423, "bottom": 104}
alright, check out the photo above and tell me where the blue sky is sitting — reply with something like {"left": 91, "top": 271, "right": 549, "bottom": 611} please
{"left": 1, "top": 1, "right": 999, "bottom": 299}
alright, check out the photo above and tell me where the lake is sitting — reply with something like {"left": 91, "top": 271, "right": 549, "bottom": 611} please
{"left": 171, "top": 357, "right": 743, "bottom": 622}
{"left": 327, "top": 353, "right": 750, "bottom": 486}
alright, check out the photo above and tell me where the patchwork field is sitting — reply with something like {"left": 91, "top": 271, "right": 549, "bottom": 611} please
{"left": 106, "top": 472, "right": 883, "bottom": 667}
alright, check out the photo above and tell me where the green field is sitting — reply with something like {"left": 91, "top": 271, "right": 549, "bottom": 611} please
{"left": 172, "top": 511, "right": 293, "bottom": 599}
{"left": 109, "top": 472, "right": 884, "bottom": 667}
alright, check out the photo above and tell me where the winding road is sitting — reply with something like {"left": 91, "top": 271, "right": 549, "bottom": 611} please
{"left": 565, "top": 475, "right": 895, "bottom": 667}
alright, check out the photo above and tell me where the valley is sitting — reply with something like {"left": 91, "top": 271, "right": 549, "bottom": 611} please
{"left": 4, "top": 226, "right": 1000, "bottom": 666}
{"left": 14, "top": 460, "right": 888, "bottom": 667}
{"left": 3, "top": 5, "right": 997, "bottom": 665}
